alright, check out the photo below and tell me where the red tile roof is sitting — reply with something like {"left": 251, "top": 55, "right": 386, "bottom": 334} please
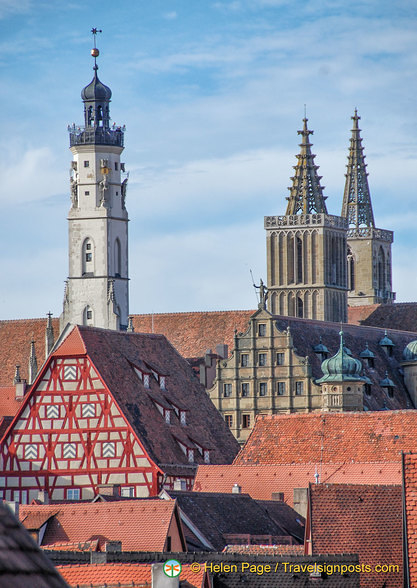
{"left": 347, "top": 304, "right": 380, "bottom": 325}
{"left": 42, "top": 539, "right": 99, "bottom": 552}
{"left": 223, "top": 544, "right": 304, "bottom": 555}
{"left": 20, "top": 500, "right": 180, "bottom": 552}
{"left": 193, "top": 463, "right": 402, "bottom": 506}
{"left": 309, "top": 483, "right": 402, "bottom": 588}
{"left": 49, "top": 326, "right": 239, "bottom": 468}
{"left": 57, "top": 562, "right": 207, "bottom": 588}
{"left": 0, "top": 317, "right": 59, "bottom": 387}
{"left": 403, "top": 452, "right": 417, "bottom": 586}
{"left": 131, "top": 311, "right": 254, "bottom": 358}
{"left": 0, "top": 387, "right": 24, "bottom": 419}
{"left": 235, "top": 411, "right": 417, "bottom": 465}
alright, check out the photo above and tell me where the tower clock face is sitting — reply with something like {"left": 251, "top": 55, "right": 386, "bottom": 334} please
{"left": 101, "top": 166, "right": 109, "bottom": 175}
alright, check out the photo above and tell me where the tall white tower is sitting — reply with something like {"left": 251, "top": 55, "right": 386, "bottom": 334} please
{"left": 60, "top": 31, "right": 129, "bottom": 331}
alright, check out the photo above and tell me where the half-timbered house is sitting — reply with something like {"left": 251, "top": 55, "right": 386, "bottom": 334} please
{"left": 0, "top": 324, "right": 239, "bottom": 503}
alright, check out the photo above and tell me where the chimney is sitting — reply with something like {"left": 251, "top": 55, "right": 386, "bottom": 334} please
{"left": 216, "top": 343, "right": 228, "bottom": 359}
{"left": 97, "top": 484, "right": 120, "bottom": 497}
{"left": 13, "top": 366, "right": 26, "bottom": 400}
{"left": 271, "top": 492, "right": 285, "bottom": 502}
{"left": 232, "top": 483, "right": 241, "bottom": 494}
{"left": 293, "top": 487, "right": 309, "bottom": 518}
{"left": 37, "top": 490, "right": 50, "bottom": 505}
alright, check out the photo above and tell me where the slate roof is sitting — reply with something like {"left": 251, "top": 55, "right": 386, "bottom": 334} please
{"left": 57, "top": 562, "right": 207, "bottom": 588}
{"left": 234, "top": 411, "right": 417, "bottom": 465}
{"left": 0, "top": 501, "right": 68, "bottom": 587}
{"left": 20, "top": 500, "right": 181, "bottom": 552}
{"left": 359, "top": 302, "right": 417, "bottom": 332}
{"left": 223, "top": 544, "right": 304, "bottom": 555}
{"left": 273, "top": 315, "right": 417, "bottom": 410}
{"left": 165, "top": 491, "right": 300, "bottom": 551}
{"left": 47, "top": 325, "right": 239, "bottom": 469}
{"left": 403, "top": 452, "right": 417, "bottom": 587}
{"left": 309, "top": 483, "right": 403, "bottom": 588}
{"left": 193, "top": 463, "right": 402, "bottom": 506}
{"left": 131, "top": 311, "right": 254, "bottom": 358}
{"left": 0, "top": 317, "right": 59, "bottom": 387}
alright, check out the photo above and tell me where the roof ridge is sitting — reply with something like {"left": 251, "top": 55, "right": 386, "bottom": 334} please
{"left": 132, "top": 309, "right": 255, "bottom": 317}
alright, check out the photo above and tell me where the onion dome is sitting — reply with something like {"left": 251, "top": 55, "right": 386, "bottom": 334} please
{"left": 379, "top": 330, "right": 394, "bottom": 348}
{"left": 316, "top": 331, "right": 365, "bottom": 383}
{"left": 380, "top": 372, "right": 395, "bottom": 388}
{"left": 359, "top": 343, "right": 375, "bottom": 359}
{"left": 403, "top": 339, "right": 417, "bottom": 361}
{"left": 313, "top": 337, "right": 329, "bottom": 355}
{"left": 81, "top": 70, "right": 112, "bottom": 102}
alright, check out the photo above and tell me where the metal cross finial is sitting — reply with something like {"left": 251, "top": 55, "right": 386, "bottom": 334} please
{"left": 91, "top": 28, "right": 102, "bottom": 70}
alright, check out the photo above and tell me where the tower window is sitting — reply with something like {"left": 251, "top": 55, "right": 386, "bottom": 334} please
{"left": 86, "top": 310, "right": 92, "bottom": 319}
{"left": 258, "top": 324, "right": 267, "bottom": 336}
{"left": 85, "top": 191, "right": 90, "bottom": 195}
{"left": 115, "top": 162, "right": 118, "bottom": 170}
{"left": 86, "top": 243, "right": 91, "bottom": 250}
{"left": 86, "top": 253, "right": 92, "bottom": 262}
{"left": 84, "top": 161, "right": 89, "bottom": 168}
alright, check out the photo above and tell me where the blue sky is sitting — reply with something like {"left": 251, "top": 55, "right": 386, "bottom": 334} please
{"left": 1, "top": 0, "right": 417, "bottom": 319}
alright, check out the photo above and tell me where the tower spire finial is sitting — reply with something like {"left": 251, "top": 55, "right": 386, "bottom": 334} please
{"left": 91, "top": 27, "right": 102, "bottom": 71}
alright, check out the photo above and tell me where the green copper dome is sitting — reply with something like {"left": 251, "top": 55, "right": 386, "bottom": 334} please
{"left": 359, "top": 343, "right": 375, "bottom": 359}
{"left": 379, "top": 330, "right": 394, "bottom": 348}
{"left": 316, "top": 331, "right": 366, "bottom": 383}
{"left": 403, "top": 340, "right": 417, "bottom": 361}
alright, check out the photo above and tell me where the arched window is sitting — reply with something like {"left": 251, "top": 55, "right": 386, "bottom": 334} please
{"left": 97, "top": 105, "right": 103, "bottom": 127}
{"left": 377, "top": 247, "right": 385, "bottom": 292}
{"left": 288, "top": 292, "right": 295, "bottom": 316}
{"left": 83, "top": 306, "right": 94, "bottom": 326}
{"left": 82, "top": 238, "right": 94, "bottom": 275}
{"left": 287, "top": 235, "right": 294, "bottom": 284}
{"left": 296, "top": 236, "right": 303, "bottom": 283}
{"left": 347, "top": 246, "right": 355, "bottom": 291}
{"left": 114, "top": 238, "right": 121, "bottom": 277}
{"left": 297, "top": 296, "right": 303, "bottom": 318}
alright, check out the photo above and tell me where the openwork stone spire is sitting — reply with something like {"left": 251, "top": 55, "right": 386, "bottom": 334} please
{"left": 341, "top": 109, "right": 375, "bottom": 228}
{"left": 285, "top": 118, "right": 328, "bottom": 215}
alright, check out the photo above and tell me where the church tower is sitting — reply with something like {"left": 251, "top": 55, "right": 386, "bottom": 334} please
{"left": 265, "top": 118, "right": 348, "bottom": 322}
{"left": 60, "top": 31, "right": 129, "bottom": 332}
{"left": 342, "top": 110, "right": 395, "bottom": 306}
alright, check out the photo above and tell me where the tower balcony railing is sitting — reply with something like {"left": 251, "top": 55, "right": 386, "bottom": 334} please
{"left": 347, "top": 226, "right": 393, "bottom": 242}
{"left": 68, "top": 125, "right": 124, "bottom": 147}
{"left": 264, "top": 213, "right": 348, "bottom": 230}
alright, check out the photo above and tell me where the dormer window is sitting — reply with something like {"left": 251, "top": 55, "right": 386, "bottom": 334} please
{"left": 204, "top": 450, "right": 210, "bottom": 464}
{"left": 165, "top": 410, "right": 171, "bottom": 424}
{"left": 160, "top": 376, "right": 166, "bottom": 390}
{"left": 258, "top": 324, "right": 267, "bottom": 337}
{"left": 187, "top": 449, "right": 194, "bottom": 463}
{"left": 144, "top": 374, "right": 150, "bottom": 388}
{"left": 180, "top": 411, "right": 186, "bottom": 426}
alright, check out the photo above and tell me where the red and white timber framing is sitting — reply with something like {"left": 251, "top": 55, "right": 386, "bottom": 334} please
{"left": 0, "top": 354, "right": 163, "bottom": 503}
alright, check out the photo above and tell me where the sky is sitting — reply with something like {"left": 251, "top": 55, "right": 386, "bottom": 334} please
{"left": 1, "top": 0, "right": 417, "bottom": 320}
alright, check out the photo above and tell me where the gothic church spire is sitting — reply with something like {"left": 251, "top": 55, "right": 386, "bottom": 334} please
{"left": 341, "top": 109, "right": 375, "bottom": 228}
{"left": 285, "top": 118, "right": 328, "bottom": 215}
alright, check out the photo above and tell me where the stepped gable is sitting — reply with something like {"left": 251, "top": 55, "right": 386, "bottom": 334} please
{"left": 359, "top": 302, "right": 417, "bottom": 332}
{"left": 131, "top": 310, "right": 254, "bottom": 358}
{"left": 0, "top": 317, "right": 59, "bottom": 386}
{"left": 234, "top": 411, "right": 417, "bottom": 465}
{"left": 309, "top": 483, "right": 402, "bottom": 588}
{"left": 193, "top": 463, "right": 402, "bottom": 506}
{"left": 20, "top": 500, "right": 182, "bottom": 552}
{"left": 72, "top": 326, "right": 239, "bottom": 467}
{"left": 274, "top": 315, "right": 416, "bottom": 410}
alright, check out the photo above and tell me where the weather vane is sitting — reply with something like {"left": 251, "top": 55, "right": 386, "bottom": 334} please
{"left": 91, "top": 27, "right": 102, "bottom": 69}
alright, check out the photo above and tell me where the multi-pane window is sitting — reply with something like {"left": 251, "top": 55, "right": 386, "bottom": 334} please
{"left": 277, "top": 381, "right": 286, "bottom": 396}
{"left": 242, "top": 414, "right": 251, "bottom": 428}
{"left": 67, "top": 488, "right": 80, "bottom": 500}
{"left": 241, "top": 383, "right": 250, "bottom": 397}
{"left": 187, "top": 449, "right": 194, "bottom": 463}
{"left": 180, "top": 411, "right": 187, "bottom": 425}
{"left": 204, "top": 450, "right": 210, "bottom": 464}
{"left": 295, "top": 381, "right": 304, "bottom": 396}
{"left": 223, "top": 383, "right": 232, "bottom": 397}
{"left": 241, "top": 354, "right": 249, "bottom": 367}
{"left": 258, "top": 324, "right": 267, "bottom": 336}
{"left": 259, "top": 382, "right": 267, "bottom": 396}
{"left": 225, "top": 415, "right": 233, "bottom": 428}
{"left": 258, "top": 353, "right": 267, "bottom": 366}
{"left": 121, "top": 487, "right": 135, "bottom": 497}
{"left": 277, "top": 353, "right": 285, "bottom": 365}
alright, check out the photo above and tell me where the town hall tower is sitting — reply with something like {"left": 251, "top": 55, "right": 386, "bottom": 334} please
{"left": 60, "top": 32, "right": 129, "bottom": 331}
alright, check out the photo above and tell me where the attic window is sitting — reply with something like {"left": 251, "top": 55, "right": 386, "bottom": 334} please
{"left": 180, "top": 411, "right": 186, "bottom": 426}
{"left": 67, "top": 488, "right": 80, "bottom": 500}
{"left": 204, "top": 450, "right": 210, "bottom": 464}
{"left": 165, "top": 410, "right": 171, "bottom": 424}
{"left": 160, "top": 376, "right": 166, "bottom": 390}
{"left": 121, "top": 487, "right": 135, "bottom": 498}
{"left": 187, "top": 449, "right": 194, "bottom": 463}
{"left": 144, "top": 374, "right": 150, "bottom": 388}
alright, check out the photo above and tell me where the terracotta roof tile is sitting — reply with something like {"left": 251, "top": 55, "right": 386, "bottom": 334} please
{"left": 347, "top": 304, "right": 380, "bottom": 325}
{"left": 310, "top": 483, "right": 402, "bottom": 588}
{"left": 0, "top": 387, "right": 25, "bottom": 419}
{"left": 403, "top": 453, "right": 417, "bottom": 586}
{"left": 20, "top": 500, "right": 179, "bottom": 552}
{"left": 57, "top": 562, "right": 206, "bottom": 588}
{"left": 131, "top": 310, "right": 254, "bottom": 358}
{"left": 234, "top": 411, "right": 417, "bottom": 465}
{"left": 193, "top": 463, "right": 402, "bottom": 506}
{"left": 0, "top": 318, "right": 59, "bottom": 387}
{"left": 49, "top": 326, "right": 239, "bottom": 467}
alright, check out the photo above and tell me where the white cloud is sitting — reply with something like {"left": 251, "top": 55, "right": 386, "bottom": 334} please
{"left": 162, "top": 11, "right": 177, "bottom": 20}
{"left": 0, "top": 0, "right": 31, "bottom": 19}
